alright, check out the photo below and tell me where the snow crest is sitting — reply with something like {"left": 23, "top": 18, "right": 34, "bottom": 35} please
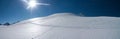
{"left": 16, "top": 13, "right": 120, "bottom": 29}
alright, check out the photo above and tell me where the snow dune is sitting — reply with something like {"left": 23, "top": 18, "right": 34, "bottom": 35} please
{"left": 0, "top": 13, "right": 120, "bottom": 39}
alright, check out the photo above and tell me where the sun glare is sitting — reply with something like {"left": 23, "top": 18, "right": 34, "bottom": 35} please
{"left": 27, "top": 0, "right": 38, "bottom": 10}
{"left": 22, "top": 0, "right": 50, "bottom": 12}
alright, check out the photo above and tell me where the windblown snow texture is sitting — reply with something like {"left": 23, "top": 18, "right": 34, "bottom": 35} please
{"left": 0, "top": 13, "right": 120, "bottom": 39}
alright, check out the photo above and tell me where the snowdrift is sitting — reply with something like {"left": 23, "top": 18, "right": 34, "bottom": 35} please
{"left": 0, "top": 13, "right": 120, "bottom": 39}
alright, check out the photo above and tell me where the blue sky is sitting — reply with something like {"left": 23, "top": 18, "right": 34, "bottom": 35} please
{"left": 0, "top": 0, "right": 120, "bottom": 23}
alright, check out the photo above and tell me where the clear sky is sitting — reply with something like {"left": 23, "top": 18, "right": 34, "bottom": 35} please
{"left": 0, "top": 0, "right": 120, "bottom": 24}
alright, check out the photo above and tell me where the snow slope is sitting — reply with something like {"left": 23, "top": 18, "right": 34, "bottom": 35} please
{"left": 0, "top": 13, "right": 120, "bottom": 39}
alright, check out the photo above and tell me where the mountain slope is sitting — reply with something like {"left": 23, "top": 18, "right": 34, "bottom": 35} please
{"left": 0, "top": 13, "right": 120, "bottom": 39}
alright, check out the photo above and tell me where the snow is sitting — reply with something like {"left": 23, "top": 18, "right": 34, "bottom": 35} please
{"left": 0, "top": 13, "right": 120, "bottom": 39}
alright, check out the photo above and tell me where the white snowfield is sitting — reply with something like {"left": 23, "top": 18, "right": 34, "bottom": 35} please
{"left": 0, "top": 13, "right": 120, "bottom": 39}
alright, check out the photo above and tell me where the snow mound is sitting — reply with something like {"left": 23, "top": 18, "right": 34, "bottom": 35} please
{"left": 16, "top": 13, "right": 120, "bottom": 29}
{"left": 1, "top": 13, "right": 120, "bottom": 39}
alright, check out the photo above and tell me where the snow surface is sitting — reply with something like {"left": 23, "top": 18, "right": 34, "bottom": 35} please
{"left": 0, "top": 13, "right": 120, "bottom": 39}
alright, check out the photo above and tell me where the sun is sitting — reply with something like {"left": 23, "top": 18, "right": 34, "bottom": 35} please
{"left": 22, "top": 0, "right": 49, "bottom": 12}
{"left": 27, "top": 0, "right": 38, "bottom": 10}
